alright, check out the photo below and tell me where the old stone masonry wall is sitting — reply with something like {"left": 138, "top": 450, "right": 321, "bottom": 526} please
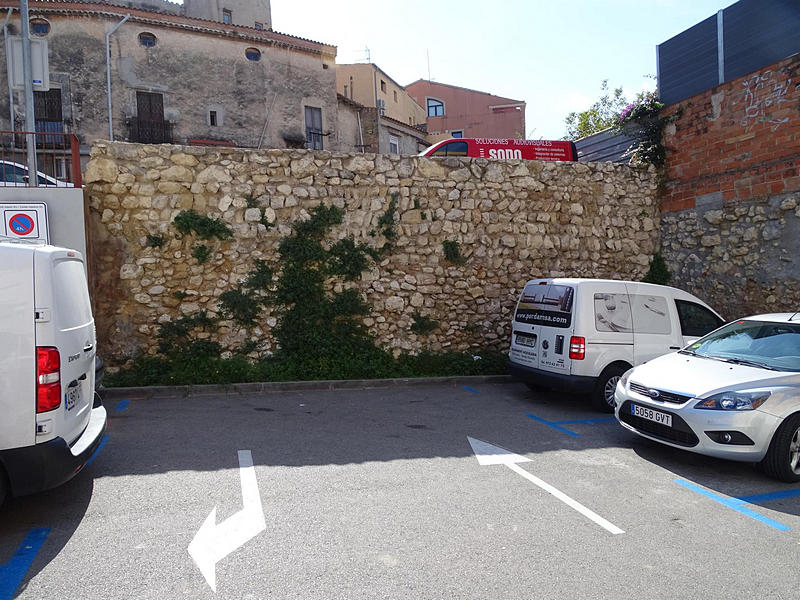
{"left": 84, "top": 142, "right": 660, "bottom": 365}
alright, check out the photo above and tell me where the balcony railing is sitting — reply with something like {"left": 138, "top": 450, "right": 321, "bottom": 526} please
{"left": 0, "top": 130, "right": 82, "bottom": 187}
{"left": 127, "top": 118, "right": 174, "bottom": 144}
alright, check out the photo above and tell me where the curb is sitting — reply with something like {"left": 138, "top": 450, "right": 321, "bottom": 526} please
{"left": 99, "top": 374, "right": 516, "bottom": 400}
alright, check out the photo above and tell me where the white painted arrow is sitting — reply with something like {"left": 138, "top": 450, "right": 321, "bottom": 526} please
{"left": 188, "top": 450, "right": 266, "bottom": 592}
{"left": 467, "top": 437, "right": 624, "bottom": 535}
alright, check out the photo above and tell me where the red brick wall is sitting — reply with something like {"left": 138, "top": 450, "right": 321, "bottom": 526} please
{"left": 662, "top": 54, "right": 800, "bottom": 213}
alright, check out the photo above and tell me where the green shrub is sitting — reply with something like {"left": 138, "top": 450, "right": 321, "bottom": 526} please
{"left": 410, "top": 312, "right": 439, "bottom": 335}
{"left": 192, "top": 244, "right": 211, "bottom": 264}
{"left": 173, "top": 209, "right": 233, "bottom": 240}
{"left": 642, "top": 252, "right": 671, "bottom": 285}
{"left": 146, "top": 234, "right": 165, "bottom": 248}
{"left": 442, "top": 240, "right": 466, "bottom": 265}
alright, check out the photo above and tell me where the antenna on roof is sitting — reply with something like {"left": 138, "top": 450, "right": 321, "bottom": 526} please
{"left": 364, "top": 46, "right": 370, "bottom": 63}
{"left": 427, "top": 49, "right": 431, "bottom": 81}
{"left": 790, "top": 312, "right": 800, "bottom": 321}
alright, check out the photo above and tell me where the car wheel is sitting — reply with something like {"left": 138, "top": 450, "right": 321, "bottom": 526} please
{"left": 592, "top": 365, "right": 627, "bottom": 413}
{"left": 760, "top": 413, "right": 800, "bottom": 483}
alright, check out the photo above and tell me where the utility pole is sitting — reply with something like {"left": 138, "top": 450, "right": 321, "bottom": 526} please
{"left": 106, "top": 14, "right": 130, "bottom": 140}
{"left": 20, "top": 0, "right": 37, "bottom": 186}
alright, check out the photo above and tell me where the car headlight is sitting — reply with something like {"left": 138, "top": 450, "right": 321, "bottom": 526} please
{"left": 694, "top": 390, "right": 771, "bottom": 411}
{"left": 618, "top": 367, "right": 635, "bottom": 390}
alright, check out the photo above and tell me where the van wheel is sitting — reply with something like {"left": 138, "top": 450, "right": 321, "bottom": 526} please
{"left": 592, "top": 365, "right": 627, "bottom": 413}
{"left": 759, "top": 414, "right": 800, "bottom": 483}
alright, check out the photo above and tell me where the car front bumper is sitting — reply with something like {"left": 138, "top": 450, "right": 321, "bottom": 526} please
{"left": 614, "top": 384, "right": 781, "bottom": 463}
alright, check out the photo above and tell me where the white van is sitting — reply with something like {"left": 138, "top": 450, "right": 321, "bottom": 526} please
{"left": 0, "top": 241, "right": 107, "bottom": 506}
{"left": 507, "top": 278, "right": 724, "bottom": 411}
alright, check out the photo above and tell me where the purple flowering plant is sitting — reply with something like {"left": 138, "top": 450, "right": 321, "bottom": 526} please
{"left": 614, "top": 91, "right": 670, "bottom": 167}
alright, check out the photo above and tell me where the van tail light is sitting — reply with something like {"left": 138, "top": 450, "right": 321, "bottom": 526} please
{"left": 37, "top": 347, "right": 61, "bottom": 413}
{"left": 569, "top": 336, "right": 586, "bottom": 360}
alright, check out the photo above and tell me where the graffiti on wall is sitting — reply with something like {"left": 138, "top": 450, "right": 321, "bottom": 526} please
{"left": 732, "top": 68, "right": 799, "bottom": 132}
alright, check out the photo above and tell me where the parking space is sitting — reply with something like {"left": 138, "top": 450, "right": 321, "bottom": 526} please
{"left": 2, "top": 381, "right": 800, "bottom": 599}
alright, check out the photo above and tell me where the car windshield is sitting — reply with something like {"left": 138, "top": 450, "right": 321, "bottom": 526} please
{"left": 685, "top": 319, "right": 800, "bottom": 372}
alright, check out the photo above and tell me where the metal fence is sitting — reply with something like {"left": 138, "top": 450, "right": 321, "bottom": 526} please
{"left": 657, "top": 0, "right": 800, "bottom": 106}
{"left": 0, "top": 130, "right": 82, "bottom": 187}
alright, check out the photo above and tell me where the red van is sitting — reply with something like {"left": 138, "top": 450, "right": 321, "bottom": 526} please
{"left": 419, "top": 138, "right": 577, "bottom": 162}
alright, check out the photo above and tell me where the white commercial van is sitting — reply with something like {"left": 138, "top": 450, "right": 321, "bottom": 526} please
{"left": 0, "top": 241, "right": 106, "bottom": 506}
{"left": 507, "top": 278, "right": 724, "bottom": 411}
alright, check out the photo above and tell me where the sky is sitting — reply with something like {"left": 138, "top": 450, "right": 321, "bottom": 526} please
{"left": 265, "top": 0, "right": 737, "bottom": 140}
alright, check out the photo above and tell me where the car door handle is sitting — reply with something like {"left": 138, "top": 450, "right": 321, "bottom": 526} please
{"left": 669, "top": 346, "right": 681, "bottom": 350}
{"left": 83, "top": 343, "right": 94, "bottom": 352}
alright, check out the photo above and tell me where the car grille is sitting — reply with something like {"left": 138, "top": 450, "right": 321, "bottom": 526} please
{"left": 629, "top": 382, "right": 693, "bottom": 405}
{"left": 618, "top": 400, "right": 699, "bottom": 447}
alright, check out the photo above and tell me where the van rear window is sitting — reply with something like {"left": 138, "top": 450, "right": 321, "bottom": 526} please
{"left": 514, "top": 284, "right": 574, "bottom": 328}
{"left": 53, "top": 259, "right": 93, "bottom": 329}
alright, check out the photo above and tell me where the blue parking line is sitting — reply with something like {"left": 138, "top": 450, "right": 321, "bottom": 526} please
{"left": 674, "top": 479, "right": 791, "bottom": 531}
{"left": 463, "top": 386, "right": 479, "bottom": 394}
{"left": 525, "top": 414, "right": 580, "bottom": 437}
{"left": 85, "top": 435, "right": 109, "bottom": 467}
{"left": 0, "top": 527, "right": 50, "bottom": 600}
{"left": 115, "top": 399, "right": 130, "bottom": 412}
{"left": 738, "top": 489, "right": 800, "bottom": 503}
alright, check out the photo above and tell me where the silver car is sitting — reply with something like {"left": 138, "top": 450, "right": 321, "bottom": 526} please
{"left": 614, "top": 313, "right": 800, "bottom": 481}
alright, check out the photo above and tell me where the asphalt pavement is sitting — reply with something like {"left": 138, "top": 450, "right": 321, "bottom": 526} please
{"left": 2, "top": 379, "right": 800, "bottom": 599}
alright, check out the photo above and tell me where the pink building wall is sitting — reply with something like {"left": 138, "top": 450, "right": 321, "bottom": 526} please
{"left": 406, "top": 80, "right": 525, "bottom": 140}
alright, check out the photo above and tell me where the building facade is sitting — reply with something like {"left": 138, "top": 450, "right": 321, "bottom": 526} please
{"left": 337, "top": 94, "right": 428, "bottom": 156}
{"left": 0, "top": 0, "right": 337, "bottom": 158}
{"left": 336, "top": 63, "right": 426, "bottom": 128}
{"left": 405, "top": 79, "right": 525, "bottom": 143}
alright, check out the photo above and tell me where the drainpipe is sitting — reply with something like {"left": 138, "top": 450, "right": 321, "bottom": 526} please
{"left": 356, "top": 110, "right": 364, "bottom": 153}
{"left": 2, "top": 8, "right": 14, "bottom": 132}
{"left": 106, "top": 13, "right": 130, "bottom": 140}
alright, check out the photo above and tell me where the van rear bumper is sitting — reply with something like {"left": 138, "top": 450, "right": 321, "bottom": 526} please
{"left": 0, "top": 403, "right": 107, "bottom": 497}
{"left": 507, "top": 360, "right": 596, "bottom": 394}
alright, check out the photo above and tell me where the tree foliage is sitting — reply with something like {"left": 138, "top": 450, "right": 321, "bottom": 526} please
{"left": 563, "top": 80, "right": 629, "bottom": 140}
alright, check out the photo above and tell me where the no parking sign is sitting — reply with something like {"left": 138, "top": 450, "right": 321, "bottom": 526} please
{"left": 2, "top": 203, "right": 49, "bottom": 243}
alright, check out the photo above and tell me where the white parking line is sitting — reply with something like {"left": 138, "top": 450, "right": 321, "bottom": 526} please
{"left": 468, "top": 437, "right": 624, "bottom": 535}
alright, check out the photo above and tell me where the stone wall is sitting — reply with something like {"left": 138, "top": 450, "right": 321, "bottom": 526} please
{"left": 84, "top": 142, "right": 660, "bottom": 365}
{"left": 660, "top": 54, "right": 800, "bottom": 318}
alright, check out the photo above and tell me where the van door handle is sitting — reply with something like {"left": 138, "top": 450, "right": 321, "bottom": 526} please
{"left": 78, "top": 373, "right": 87, "bottom": 381}
{"left": 83, "top": 344, "right": 94, "bottom": 352}
{"left": 68, "top": 379, "right": 79, "bottom": 388}
{"left": 669, "top": 346, "right": 681, "bottom": 350}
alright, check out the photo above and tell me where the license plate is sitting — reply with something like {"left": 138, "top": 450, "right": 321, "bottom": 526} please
{"left": 516, "top": 334, "right": 537, "bottom": 348}
{"left": 66, "top": 386, "right": 81, "bottom": 411}
{"left": 631, "top": 403, "right": 672, "bottom": 427}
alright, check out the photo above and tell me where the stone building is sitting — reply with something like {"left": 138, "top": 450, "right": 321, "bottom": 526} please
{"left": 0, "top": 0, "right": 339, "bottom": 160}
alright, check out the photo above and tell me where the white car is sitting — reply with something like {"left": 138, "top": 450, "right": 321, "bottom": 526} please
{"left": 0, "top": 160, "right": 73, "bottom": 187}
{"left": 615, "top": 313, "right": 800, "bottom": 481}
